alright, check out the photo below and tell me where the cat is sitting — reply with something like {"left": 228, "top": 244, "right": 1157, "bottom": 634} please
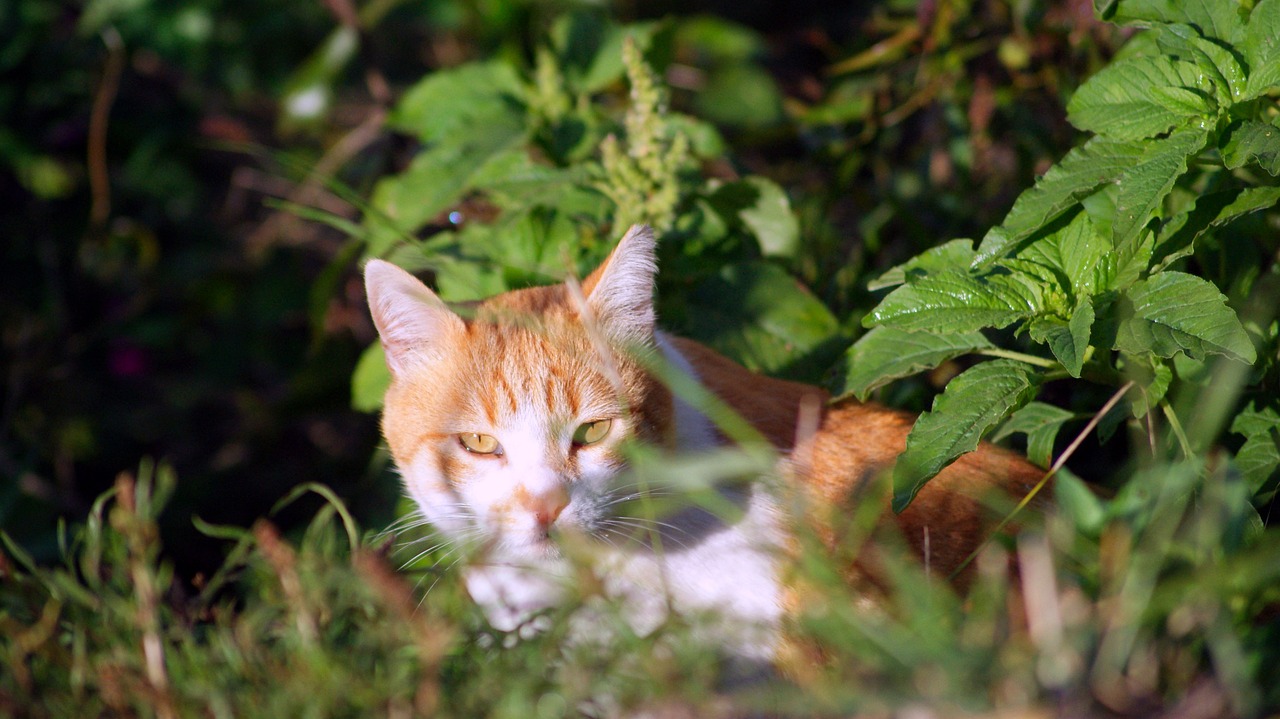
{"left": 363, "top": 224, "right": 1045, "bottom": 662}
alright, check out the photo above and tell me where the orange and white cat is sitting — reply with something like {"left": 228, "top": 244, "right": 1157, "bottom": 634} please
{"left": 364, "top": 225, "right": 1043, "bottom": 661}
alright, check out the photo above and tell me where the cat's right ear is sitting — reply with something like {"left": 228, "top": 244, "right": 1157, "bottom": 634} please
{"left": 363, "top": 259, "right": 464, "bottom": 377}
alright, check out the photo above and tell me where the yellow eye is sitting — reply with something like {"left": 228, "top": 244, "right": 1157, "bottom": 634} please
{"left": 459, "top": 433, "right": 501, "bottom": 455}
{"left": 572, "top": 419, "right": 612, "bottom": 446}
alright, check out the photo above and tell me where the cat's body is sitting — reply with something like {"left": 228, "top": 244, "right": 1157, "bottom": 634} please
{"left": 365, "top": 225, "right": 1043, "bottom": 662}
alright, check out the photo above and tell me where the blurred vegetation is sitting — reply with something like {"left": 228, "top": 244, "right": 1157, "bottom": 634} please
{"left": 3, "top": 0, "right": 1280, "bottom": 716}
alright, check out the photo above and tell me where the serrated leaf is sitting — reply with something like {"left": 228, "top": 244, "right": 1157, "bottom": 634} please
{"left": 1030, "top": 297, "right": 1094, "bottom": 378}
{"left": 1230, "top": 403, "right": 1280, "bottom": 494}
{"left": 1154, "top": 185, "right": 1280, "bottom": 270}
{"left": 1243, "top": 0, "right": 1280, "bottom": 100}
{"left": 1112, "top": 130, "right": 1209, "bottom": 254}
{"left": 1113, "top": 271, "right": 1257, "bottom": 363}
{"left": 1155, "top": 25, "right": 1246, "bottom": 104}
{"left": 893, "top": 359, "right": 1041, "bottom": 511}
{"left": 1066, "top": 57, "right": 1214, "bottom": 140}
{"left": 994, "top": 401, "right": 1077, "bottom": 468}
{"left": 390, "top": 61, "right": 527, "bottom": 143}
{"left": 739, "top": 177, "right": 800, "bottom": 258}
{"left": 352, "top": 342, "right": 391, "bottom": 412}
{"left": 831, "top": 327, "right": 994, "bottom": 401}
{"left": 870, "top": 239, "right": 976, "bottom": 291}
{"left": 975, "top": 137, "right": 1146, "bottom": 265}
{"left": 1222, "top": 120, "right": 1280, "bottom": 176}
{"left": 866, "top": 269, "right": 1040, "bottom": 333}
{"left": 1104, "top": 0, "right": 1246, "bottom": 44}
{"left": 1110, "top": 229, "right": 1155, "bottom": 290}
{"left": 1017, "top": 210, "right": 1109, "bottom": 299}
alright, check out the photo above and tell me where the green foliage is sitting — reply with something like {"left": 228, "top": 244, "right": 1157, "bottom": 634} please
{"left": 351, "top": 11, "right": 839, "bottom": 410}
{"left": 849, "top": 0, "right": 1280, "bottom": 506}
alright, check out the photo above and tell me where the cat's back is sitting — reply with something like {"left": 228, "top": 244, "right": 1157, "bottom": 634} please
{"left": 670, "top": 334, "right": 1044, "bottom": 580}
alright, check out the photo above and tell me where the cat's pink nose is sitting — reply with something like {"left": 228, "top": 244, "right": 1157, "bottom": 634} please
{"left": 526, "top": 486, "right": 569, "bottom": 529}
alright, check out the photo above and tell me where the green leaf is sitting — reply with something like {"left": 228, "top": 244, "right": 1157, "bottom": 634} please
{"left": 683, "top": 262, "right": 841, "bottom": 378}
{"left": 1154, "top": 186, "right": 1280, "bottom": 270}
{"left": 866, "top": 269, "right": 1040, "bottom": 333}
{"left": 1053, "top": 469, "right": 1106, "bottom": 534}
{"left": 1155, "top": 24, "right": 1246, "bottom": 104}
{"left": 993, "top": 401, "right": 1077, "bottom": 468}
{"left": 1111, "top": 130, "right": 1209, "bottom": 254}
{"left": 1119, "top": 352, "right": 1173, "bottom": 418}
{"left": 1066, "top": 56, "right": 1214, "bottom": 140}
{"left": 1103, "top": 0, "right": 1246, "bottom": 44}
{"left": 351, "top": 342, "right": 390, "bottom": 412}
{"left": 1230, "top": 403, "right": 1280, "bottom": 494}
{"left": 868, "top": 239, "right": 976, "bottom": 291}
{"left": 1030, "top": 297, "right": 1094, "bottom": 378}
{"left": 365, "top": 116, "right": 528, "bottom": 254}
{"left": 893, "top": 360, "right": 1041, "bottom": 511}
{"left": 1222, "top": 120, "right": 1280, "bottom": 176}
{"left": 975, "top": 137, "right": 1146, "bottom": 265}
{"left": 390, "top": 61, "right": 527, "bottom": 143}
{"left": 1016, "top": 210, "right": 1109, "bottom": 299}
{"left": 1243, "top": 0, "right": 1280, "bottom": 100}
{"left": 1113, "top": 271, "right": 1257, "bottom": 363}
{"left": 831, "top": 327, "right": 994, "bottom": 401}
{"left": 738, "top": 177, "right": 800, "bottom": 258}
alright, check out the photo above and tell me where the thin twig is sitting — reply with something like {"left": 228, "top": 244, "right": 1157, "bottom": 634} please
{"left": 88, "top": 28, "right": 125, "bottom": 230}
{"left": 949, "top": 380, "right": 1135, "bottom": 580}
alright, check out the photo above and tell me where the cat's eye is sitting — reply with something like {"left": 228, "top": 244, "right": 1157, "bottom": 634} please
{"left": 458, "top": 432, "right": 501, "bottom": 455}
{"left": 572, "top": 419, "right": 612, "bottom": 446}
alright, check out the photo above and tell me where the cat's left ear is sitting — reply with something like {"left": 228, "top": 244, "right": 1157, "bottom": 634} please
{"left": 580, "top": 224, "right": 657, "bottom": 346}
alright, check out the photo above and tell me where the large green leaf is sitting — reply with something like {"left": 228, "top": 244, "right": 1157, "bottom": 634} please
{"left": 974, "top": 137, "right": 1146, "bottom": 265}
{"left": 993, "top": 401, "right": 1077, "bottom": 468}
{"left": 1222, "top": 120, "right": 1280, "bottom": 176}
{"left": 684, "top": 261, "right": 841, "bottom": 377}
{"left": 389, "top": 61, "right": 527, "bottom": 143}
{"left": 1111, "top": 129, "right": 1209, "bottom": 254}
{"left": 1153, "top": 185, "right": 1280, "bottom": 270}
{"left": 893, "top": 360, "right": 1041, "bottom": 511}
{"left": 1113, "top": 272, "right": 1257, "bottom": 363}
{"left": 1066, "top": 56, "right": 1214, "bottom": 140}
{"left": 1243, "top": 0, "right": 1280, "bottom": 100}
{"left": 866, "top": 269, "right": 1040, "bottom": 333}
{"left": 1103, "top": 0, "right": 1246, "bottom": 44}
{"left": 832, "top": 327, "right": 993, "bottom": 401}
{"left": 868, "top": 239, "right": 976, "bottom": 291}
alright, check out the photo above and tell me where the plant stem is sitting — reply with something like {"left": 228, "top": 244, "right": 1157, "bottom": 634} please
{"left": 975, "top": 348, "right": 1058, "bottom": 369}
{"left": 1161, "top": 401, "right": 1194, "bottom": 460}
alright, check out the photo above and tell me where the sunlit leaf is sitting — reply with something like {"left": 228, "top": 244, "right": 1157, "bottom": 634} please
{"left": 867, "top": 269, "right": 1040, "bottom": 333}
{"left": 1113, "top": 272, "right": 1257, "bottom": 363}
{"left": 832, "top": 327, "right": 993, "bottom": 401}
{"left": 1066, "top": 56, "right": 1214, "bottom": 140}
{"left": 893, "top": 360, "right": 1041, "bottom": 511}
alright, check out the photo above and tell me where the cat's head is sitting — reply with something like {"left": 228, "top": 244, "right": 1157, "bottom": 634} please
{"left": 364, "top": 225, "right": 675, "bottom": 563}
